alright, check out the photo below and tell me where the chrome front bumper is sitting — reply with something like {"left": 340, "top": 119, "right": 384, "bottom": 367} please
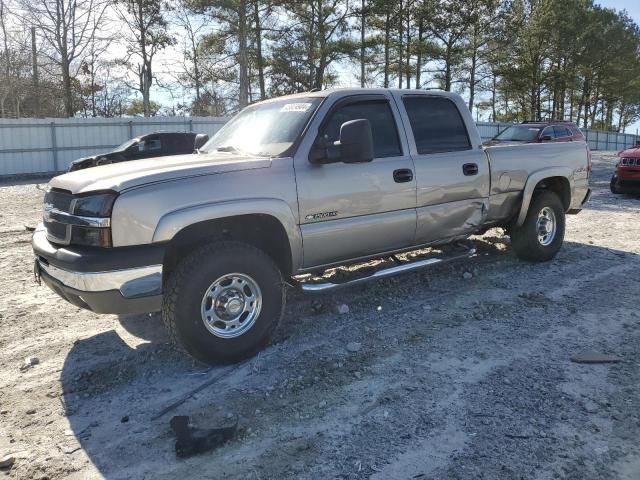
{"left": 33, "top": 224, "right": 164, "bottom": 314}
{"left": 36, "top": 260, "right": 162, "bottom": 299}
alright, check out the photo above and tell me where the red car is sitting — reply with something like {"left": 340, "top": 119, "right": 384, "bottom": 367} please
{"left": 611, "top": 144, "right": 640, "bottom": 194}
{"left": 486, "top": 120, "right": 585, "bottom": 146}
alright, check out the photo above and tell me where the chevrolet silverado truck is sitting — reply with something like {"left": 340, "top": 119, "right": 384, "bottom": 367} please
{"left": 33, "top": 89, "right": 592, "bottom": 364}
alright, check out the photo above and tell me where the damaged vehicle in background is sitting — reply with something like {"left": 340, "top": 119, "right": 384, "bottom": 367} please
{"left": 34, "top": 88, "right": 591, "bottom": 364}
{"left": 67, "top": 132, "right": 210, "bottom": 172}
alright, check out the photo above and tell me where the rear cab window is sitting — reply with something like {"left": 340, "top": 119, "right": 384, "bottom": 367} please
{"left": 402, "top": 96, "right": 471, "bottom": 154}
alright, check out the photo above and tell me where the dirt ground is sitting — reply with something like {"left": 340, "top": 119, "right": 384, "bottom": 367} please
{"left": 0, "top": 151, "right": 639, "bottom": 480}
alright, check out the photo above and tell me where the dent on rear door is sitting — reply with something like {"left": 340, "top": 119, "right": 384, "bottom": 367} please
{"left": 397, "top": 93, "right": 490, "bottom": 244}
{"left": 416, "top": 198, "right": 486, "bottom": 241}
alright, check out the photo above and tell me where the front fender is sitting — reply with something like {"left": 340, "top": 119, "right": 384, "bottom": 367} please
{"left": 516, "top": 167, "right": 574, "bottom": 227}
{"left": 152, "top": 198, "right": 303, "bottom": 271}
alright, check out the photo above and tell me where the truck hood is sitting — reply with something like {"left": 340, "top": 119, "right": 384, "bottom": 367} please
{"left": 50, "top": 153, "right": 272, "bottom": 194}
{"left": 617, "top": 145, "right": 640, "bottom": 158}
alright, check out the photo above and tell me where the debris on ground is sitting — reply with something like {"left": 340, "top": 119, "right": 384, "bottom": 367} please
{"left": 20, "top": 356, "right": 39, "bottom": 371}
{"left": 463, "top": 271, "right": 473, "bottom": 279}
{"left": 336, "top": 304, "right": 350, "bottom": 314}
{"left": 346, "top": 342, "right": 362, "bottom": 353}
{"left": 0, "top": 455, "right": 15, "bottom": 469}
{"left": 170, "top": 415, "right": 238, "bottom": 458}
{"left": 570, "top": 352, "right": 622, "bottom": 364}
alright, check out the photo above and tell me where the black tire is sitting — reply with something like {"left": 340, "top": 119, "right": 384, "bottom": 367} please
{"left": 510, "top": 190, "right": 565, "bottom": 262}
{"left": 162, "top": 241, "right": 285, "bottom": 364}
{"left": 610, "top": 174, "right": 621, "bottom": 194}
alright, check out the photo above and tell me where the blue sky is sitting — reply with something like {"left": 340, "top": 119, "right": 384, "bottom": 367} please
{"left": 599, "top": 1, "right": 640, "bottom": 134}
{"left": 598, "top": 0, "right": 640, "bottom": 19}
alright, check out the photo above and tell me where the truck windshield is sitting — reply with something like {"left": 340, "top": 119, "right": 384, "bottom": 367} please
{"left": 201, "top": 97, "right": 323, "bottom": 157}
{"left": 115, "top": 138, "right": 140, "bottom": 151}
{"left": 495, "top": 126, "right": 540, "bottom": 142}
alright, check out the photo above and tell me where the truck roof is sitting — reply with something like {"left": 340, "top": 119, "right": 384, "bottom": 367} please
{"left": 255, "top": 88, "right": 458, "bottom": 104}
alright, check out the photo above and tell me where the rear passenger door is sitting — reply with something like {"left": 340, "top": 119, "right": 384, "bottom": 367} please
{"left": 395, "top": 94, "right": 490, "bottom": 244}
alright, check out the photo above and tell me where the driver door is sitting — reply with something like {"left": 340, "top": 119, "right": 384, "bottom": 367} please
{"left": 294, "top": 94, "right": 417, "bottom": 269}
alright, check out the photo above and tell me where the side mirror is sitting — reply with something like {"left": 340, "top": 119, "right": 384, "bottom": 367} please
{"left": 194, "top": 133, "right": 209, "bottom": 150}
{"left": 309, "top": 118, "right": 374, "bottom": 164}
{"left": 540, "top": 135, "right": 553, "bottom": 141}
{"left": 339, "top": 119, "right": 374, "bottom": 163}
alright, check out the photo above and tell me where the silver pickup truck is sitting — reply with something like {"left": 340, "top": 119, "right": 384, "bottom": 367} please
{"left": 33, "top": 89, "right": 591, "bottom": 363}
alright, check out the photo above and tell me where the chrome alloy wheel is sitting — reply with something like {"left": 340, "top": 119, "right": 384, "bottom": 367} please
{"left": 200, "top": 273, "right": 262, "bottom": 338}
{"left": 536, "top": 207, "right": 557, "bottom": 246}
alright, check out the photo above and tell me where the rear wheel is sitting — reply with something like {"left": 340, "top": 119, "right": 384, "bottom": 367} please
{"left": 162, "top": 241, "right": 285, "bottom": 364}
{"left": 510, "top": 190, "right": 565, "bottom": 262}
{"left": 610, "top": 174, "right": 621, "bottom": 194}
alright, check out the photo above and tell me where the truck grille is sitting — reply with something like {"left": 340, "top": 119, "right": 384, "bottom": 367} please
{"left": 43, "top": 219, "right": 67, "bottom": 239}
{"left": 621, "top": 157, "right": 640, "bottom": 166}
{"left": 44, "top": 188, "right": 74, "bottom": 213}
{"left": 43, "top": 188, "right": 73, "bottom": 244}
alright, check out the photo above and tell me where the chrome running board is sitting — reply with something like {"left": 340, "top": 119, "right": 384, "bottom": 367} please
{"left": 296, "top": 245, "right": 477, "bottom": 293}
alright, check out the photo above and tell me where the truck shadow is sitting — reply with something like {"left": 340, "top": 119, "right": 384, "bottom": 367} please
{"left": 58, "top": 236, "right": 639, "bottom": 478}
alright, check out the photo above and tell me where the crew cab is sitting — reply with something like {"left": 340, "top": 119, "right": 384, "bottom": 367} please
{"left": 33, "top": 89, "right": 592, "bottom": 364}
{"left": 67, "top": 131, "right": 209, "bottom": 171}
{"left": 611, "top": 145, "right": 640, "bottom": 194}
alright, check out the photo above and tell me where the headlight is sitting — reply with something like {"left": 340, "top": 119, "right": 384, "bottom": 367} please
{"left": 43, "top": 190, "right": 117, "bottom": 248}
{"left": 70, "top": 226, "right": 112, "bottom": 247}
{"left": 72, "top": 192, "right": 118, "bottom": 217}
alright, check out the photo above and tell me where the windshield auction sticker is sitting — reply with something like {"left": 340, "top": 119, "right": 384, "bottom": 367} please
{"left": 280, "top": 103, "right": 313, "bottom": 113}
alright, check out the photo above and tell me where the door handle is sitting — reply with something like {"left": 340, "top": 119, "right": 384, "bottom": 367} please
{"left": 393, "top": 168, "right": 413, "bottom": 183}
{"left": 462, "top": 163, "right": 479, "bottom": 176}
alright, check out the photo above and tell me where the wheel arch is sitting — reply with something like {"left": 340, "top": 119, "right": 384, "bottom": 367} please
{"left": 515, "top": 168, "right": 573, "bottom": 227}
{"left": 154, "top": 199, "right": 302, "bottom": 278}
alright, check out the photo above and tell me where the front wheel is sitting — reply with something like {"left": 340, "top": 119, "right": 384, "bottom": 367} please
{"left": 610, "top": 174, "right": 621, "bottom": 194}
{"left": 510, "top": 190, "right": 566, "bottom": 262}
{"left": 162, "top": 241, "right": 285, "bottom": 364}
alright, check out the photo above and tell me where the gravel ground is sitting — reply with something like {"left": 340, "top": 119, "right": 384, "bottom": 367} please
{"left": 0, "top": 151, "right": 639, "bottom": 480}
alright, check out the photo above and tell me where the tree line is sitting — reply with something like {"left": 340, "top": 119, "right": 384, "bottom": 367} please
{"left": 1, "top": 0, "right": 639, "bottom": 133}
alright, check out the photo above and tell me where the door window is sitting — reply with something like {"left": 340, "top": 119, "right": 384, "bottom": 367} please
{"left": 553, "top": 126, "right": 571, "bottom": 138}
{"left": 139, "top": 136, "right": 162, "bottom": 152}
{"left": 402, "top": 96, "right": 471, "bottom": 154}
{"left": 541, "top": 127, "right": 555, "bottom": 139}
{"left": 320, "top": 100, "right": 402, "bottom": 158}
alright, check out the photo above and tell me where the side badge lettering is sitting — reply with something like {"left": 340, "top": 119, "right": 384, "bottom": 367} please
{"left": 305, "top": 211, "right": 338, "bottom": 220}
